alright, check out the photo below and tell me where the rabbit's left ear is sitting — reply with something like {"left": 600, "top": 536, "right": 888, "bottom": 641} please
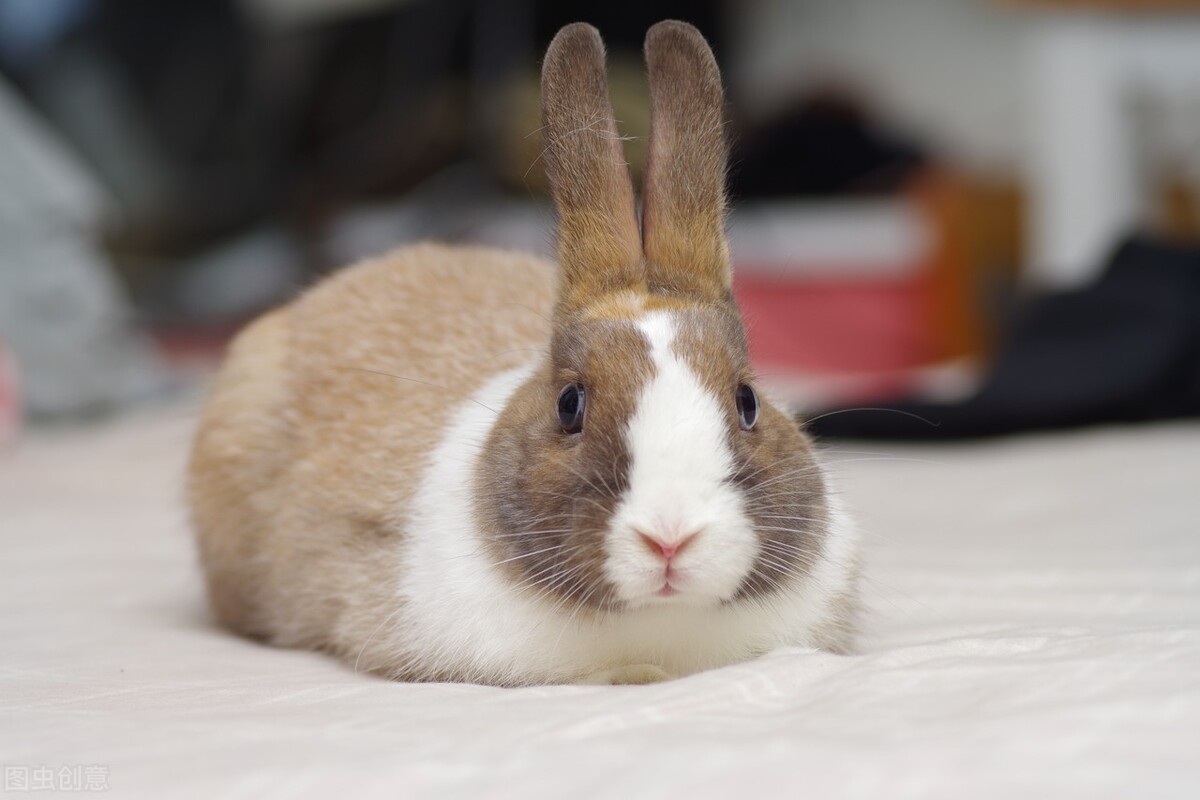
{"left": 641, "top": 20, "right": 731, "bottom": 302}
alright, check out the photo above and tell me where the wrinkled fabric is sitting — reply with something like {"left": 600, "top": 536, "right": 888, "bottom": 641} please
{"left": 1, "top": 406, "right": 1197, "bottom": 799}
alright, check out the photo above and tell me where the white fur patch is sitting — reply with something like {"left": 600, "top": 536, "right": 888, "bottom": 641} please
{"left": 386, "top": 332, "right": 861, "bottom": 685}
{"left": 392, "top": 362, "right": 546, "bottom": 683}
{"left": 604, "top": 311, "right": 759, "bottom": 607}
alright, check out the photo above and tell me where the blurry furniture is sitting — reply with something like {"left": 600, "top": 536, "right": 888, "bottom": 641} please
{"left": 0, "top": 339, "right": 18, "bottom": 445}
{"left": 1020, "top": 3, "right": 1200, "bottom": 286}
{"left": 730, "top": 171, "right": 982, "bottom": 408}
{"left": 0, "top": 78, "right": 167, "bottom": 419}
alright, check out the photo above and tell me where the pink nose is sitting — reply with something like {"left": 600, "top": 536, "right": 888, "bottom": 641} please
{"left": 637, "top": 530, "right": 699, "bottom": 561}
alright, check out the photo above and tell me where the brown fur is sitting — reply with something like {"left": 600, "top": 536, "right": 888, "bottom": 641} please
{"left": 476, "top": 311, "right": 656, "bottom": 610}
{"left": 475, "top": 296, "right": 833, "bottom": 615}
{"left": 541, "top": 24, "right": 645, "bottom": 314}
{"left": 188, "top": 244, "right": 556, "bottom": 661}
{"left": 667, "top": 307, "right": 830, "bottom": 604}
{"left": 642, "top": 21, "right": 732, "bottom": 301}
{"left": 188, "top": 21, "right": 859, "bottom": 679}
{"left": 475, "top": 19, "right": 853, "bottom": 638}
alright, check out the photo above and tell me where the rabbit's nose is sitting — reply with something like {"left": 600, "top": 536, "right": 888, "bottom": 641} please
{"left": 636, "top": 529, "right": 700, "bottom": 561}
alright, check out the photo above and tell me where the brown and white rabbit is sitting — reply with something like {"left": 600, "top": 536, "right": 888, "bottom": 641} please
{"left": 187, "top": 21, "right": 861, "bottom": 686}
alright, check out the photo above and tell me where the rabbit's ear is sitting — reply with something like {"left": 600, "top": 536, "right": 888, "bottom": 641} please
{"left": 642, "top": 21, "right": 731, "bottom": 302}
{"left": 542, "top": 23, "right": 644, "bottom": 312}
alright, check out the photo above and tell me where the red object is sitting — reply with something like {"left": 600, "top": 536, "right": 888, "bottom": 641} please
{"left": 735, "top": 274, "right": 933, "bottom": 375}
{"left": 729, "top": 174, "right": 982, "bottom": 406}
{"left": 0, "top": 338, "right": 22, "bottom": 444}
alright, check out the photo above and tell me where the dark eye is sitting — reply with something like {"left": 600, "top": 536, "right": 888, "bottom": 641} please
{"left": 736, "top": 383, "right": 758, "bottom": 431}
{"left": 557, "top": 383, "right": 586, "bottom": 434}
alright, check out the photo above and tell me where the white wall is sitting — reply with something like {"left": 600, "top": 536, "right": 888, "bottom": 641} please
{"left": 731, "top": 0, "right": 1200, "bottom": 281}
{"left": 731, "top": 0, "right": 1032, "bottom": 172}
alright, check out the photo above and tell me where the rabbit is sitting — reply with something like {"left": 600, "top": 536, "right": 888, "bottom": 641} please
{"left": 187, "top": 20, "right": 861, "bottom": 686}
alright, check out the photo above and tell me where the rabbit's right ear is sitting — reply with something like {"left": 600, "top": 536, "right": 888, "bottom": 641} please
{"left": 541, "top": 24, "right": 644, "bottom": 313}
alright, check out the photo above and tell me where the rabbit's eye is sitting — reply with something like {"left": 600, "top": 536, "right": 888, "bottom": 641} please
{"left": 558, "top": 383, "right": 586, "bottom": 434}
{"left": 736, "top": 383, "right": 758, "bottom": 431}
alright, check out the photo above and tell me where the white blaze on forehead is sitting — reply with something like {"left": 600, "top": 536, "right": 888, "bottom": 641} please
{"left": 604, "top": 310, "right": 758, "bottom": 605}
{"left": 627, "top": 311, "right": 733, "bottom": 502}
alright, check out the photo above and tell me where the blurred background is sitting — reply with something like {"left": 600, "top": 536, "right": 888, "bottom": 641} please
{"left": 2, "top": 0, "right": 1200, "bottom": 442}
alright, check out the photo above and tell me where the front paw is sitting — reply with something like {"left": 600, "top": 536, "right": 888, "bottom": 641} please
{"left": 583, "top": 664, "right": 673, "bottom": 685}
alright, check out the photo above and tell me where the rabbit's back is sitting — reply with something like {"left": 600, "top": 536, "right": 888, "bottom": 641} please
{"left": 187, "top": 243, "right": 556, "bottom": 653}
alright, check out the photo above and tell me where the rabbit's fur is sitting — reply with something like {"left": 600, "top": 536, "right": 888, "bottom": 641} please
{"left": 188, "top": 22, "right": 861, "bottom": 686}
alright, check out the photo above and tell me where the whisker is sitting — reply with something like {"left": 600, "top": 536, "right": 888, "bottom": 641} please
{"left": 354, "top": 604, "right": 405, "bottom": 676}
{"left": 491, "top": 542, "right": 572, "bottom": 567}
{"left": 802, "top": 406, "right": 941, "bottom": 428}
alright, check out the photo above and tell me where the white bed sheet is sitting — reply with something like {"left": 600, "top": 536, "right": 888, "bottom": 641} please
{"left": 2, "top": 407, "right": 1198, "bottom": 799}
